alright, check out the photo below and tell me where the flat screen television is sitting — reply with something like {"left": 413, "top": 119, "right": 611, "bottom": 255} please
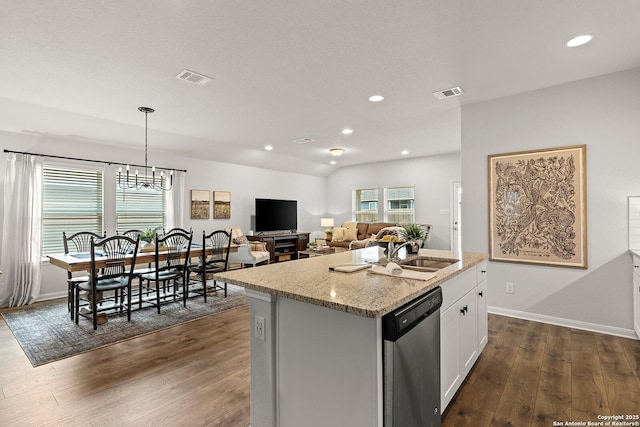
{"left": 255, "top": 198, "right": 297, "bottom": 232}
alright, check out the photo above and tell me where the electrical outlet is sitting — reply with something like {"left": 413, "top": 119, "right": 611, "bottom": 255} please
{"left": 254, "top": 315, "right": 265, "bottom": 341}
{"left": 505, "top": 282, "right": 515, "bottom": 294}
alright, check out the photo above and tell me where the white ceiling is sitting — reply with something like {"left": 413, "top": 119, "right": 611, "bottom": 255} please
{"left": 1, "top": 1, "right": 639, "bottom": 176}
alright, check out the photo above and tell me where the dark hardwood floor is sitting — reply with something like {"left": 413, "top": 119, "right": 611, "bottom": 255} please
{"left": 442, "top": 315, "right": 640, "bottom": 427}
{"left": 1, "top": 303, "right": 639, "bottom": 426}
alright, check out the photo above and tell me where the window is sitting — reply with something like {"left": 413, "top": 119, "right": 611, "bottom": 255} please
{"left": 42, "top": 165, "right": 103, "bottom": 254}
{"left": 385, "top": 186, "right": 415, "bottom": 224}
{"left": 116, "top": 183, "right": 165, "bottom": 233}
{"left": 353, "top": 188, "right": 379, "bottom": 222}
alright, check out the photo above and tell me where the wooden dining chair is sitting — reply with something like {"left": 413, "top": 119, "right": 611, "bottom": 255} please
{"left": 74, "top": 234, "right": 139, "bottom": 330}
{"left": 188, "top": 230, "right": 231, "bottom": 301}
{"left": 118, "top": 229, "right": 143, "bottom": 240}
{"left": 62, "top": 230, "right": 106, "bottom": 319}
{"left": 139, "top": 230, "right": 193, "bottom": 312}
{"left": 162, "top": 227, "right": 192, "bottom": 236}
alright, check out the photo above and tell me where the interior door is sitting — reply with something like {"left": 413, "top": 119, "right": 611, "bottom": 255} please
{"left": 452, "top": 181, "right": 462, "bottom": 253}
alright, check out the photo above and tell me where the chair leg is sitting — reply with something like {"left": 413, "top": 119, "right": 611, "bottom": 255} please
{"left": 183, "top": 273, "right": 188, "bottom": 307}
{"left": 139, "top": 278, "right": 144, "bottom": 309}
{"left": 74, "top": 286, "right": 80, "bottom": 325}
{"left": 92, "top": 289, "right": 98, "bottom": 331}
{"left": 68, "top": 282, "right": 73, "bottom": 319}
{"left": 202, "top": 268, "right": 207, "bottom": 303}
{"left": 126, "top": 284, "right": 131, "bottom": 322}
{"left": 155, "top": 281, "right": 161, "bottom": 314}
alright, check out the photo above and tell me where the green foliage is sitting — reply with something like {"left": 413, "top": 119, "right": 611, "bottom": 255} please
{"left": 140, "top": 228, "right": 157, "bottom": 243}
{"left": 400, "top": 224, "right": 427, "bottom": 241}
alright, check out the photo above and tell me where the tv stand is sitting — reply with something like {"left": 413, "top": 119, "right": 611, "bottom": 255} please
{"left": 247, "top": 232, "right": 310, "bottom": 263}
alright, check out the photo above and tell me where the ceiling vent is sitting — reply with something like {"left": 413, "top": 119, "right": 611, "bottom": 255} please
{"left": 292, "top": 137, "right": 315, "bottom": 144}
{"left": 433, "top": 86, "right": 464, "bottom": 100}
{"left": 176, "top": 69, "right": 213, "bottom": 86}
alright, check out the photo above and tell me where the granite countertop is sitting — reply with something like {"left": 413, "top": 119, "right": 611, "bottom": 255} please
{"left": 213, "top": 247, "right": 489, "bottom": 318}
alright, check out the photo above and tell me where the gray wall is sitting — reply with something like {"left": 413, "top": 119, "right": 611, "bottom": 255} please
{"left": 461, "top": 67, "right": 640, "bottom": 335}
{"left": 326, "top": 152, "right": 461, "bottom": 250}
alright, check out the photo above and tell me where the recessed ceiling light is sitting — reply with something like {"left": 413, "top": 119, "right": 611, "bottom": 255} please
{"left": 369, "top": 95, "right": 384, "bottom": 102}
{"left": 264, "top": 145, "right": 274, "bottom": 151}
{"left": 566, "top": 34, "right": 593, "bottom": 47}
{"left": 342, "top": 128, "right": 353, "bottom": 135}
{"left": 330, "top": 160, "right": 337, "bottom": 165}
{"left": 401, "top": 150, "right": 409, "bottom": 155}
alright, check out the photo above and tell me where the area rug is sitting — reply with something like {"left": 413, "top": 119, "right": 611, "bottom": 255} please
{"left": 1, "top": 283, "right": 248, "bottom": 367}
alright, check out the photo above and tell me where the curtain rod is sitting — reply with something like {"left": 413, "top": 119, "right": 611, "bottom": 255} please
{"left": 3, "top": 149, "right": 187, "bottom": 173}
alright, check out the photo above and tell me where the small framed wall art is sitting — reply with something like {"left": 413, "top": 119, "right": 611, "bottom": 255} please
{"left": 488, "top": 145, "right": 587, "bottom": 268}
{"left": 190, "top": 189, "right": 210, "bottom": 220}
{"left": 213, "top": 191, "right": 231, "bottom": 219}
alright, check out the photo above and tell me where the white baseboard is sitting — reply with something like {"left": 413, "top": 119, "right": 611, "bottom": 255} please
{"left": 488, "top": 306, "right": 639, "bottom": 340}
{"left": 36, "top": 291, "right": 66, "bottom": 302}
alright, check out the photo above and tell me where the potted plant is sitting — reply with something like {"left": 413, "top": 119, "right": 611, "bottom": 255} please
{"left": 139, "top": 228, "right": 157, "bottom": 251}
{"left": 400, "top": 224, "right": 427, "bottom": 254}
{"left": 324, "top": 229, "right": 333, "bottom": 241}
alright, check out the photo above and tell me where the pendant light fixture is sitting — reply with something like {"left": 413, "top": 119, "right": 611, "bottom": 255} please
{"left": 117, "top": 107, "right": 173, "bottom": 191}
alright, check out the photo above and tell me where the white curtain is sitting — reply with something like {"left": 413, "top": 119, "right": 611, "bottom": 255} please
{"left": 165, "top": 170, "right": 185, "bottom": 230}
{"left": 0, "top": 153, "right": 43, "bottom": 307}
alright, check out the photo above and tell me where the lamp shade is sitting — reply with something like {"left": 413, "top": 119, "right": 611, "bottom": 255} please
{"left": 321, "top": 218, "right": 334, "bottom": 228}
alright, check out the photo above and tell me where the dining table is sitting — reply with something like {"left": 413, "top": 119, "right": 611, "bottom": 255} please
{"left": 47, "top": 244, "right": 238, "bottom": 273}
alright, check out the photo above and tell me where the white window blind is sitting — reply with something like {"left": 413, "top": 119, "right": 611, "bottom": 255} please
{"left": 42, "top": 166, "right": 103, "bottom": 255}
{"left": 116, "top": 184, "right": 165, "bottom": 233}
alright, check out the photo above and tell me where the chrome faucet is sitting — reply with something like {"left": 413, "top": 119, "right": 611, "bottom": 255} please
{"left": 387, "top": 241, "right": 412, "bottom": 262}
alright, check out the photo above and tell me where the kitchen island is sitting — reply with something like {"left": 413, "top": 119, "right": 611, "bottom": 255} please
{"left": 214, "top": 246, "right": 489, "bottom": 427}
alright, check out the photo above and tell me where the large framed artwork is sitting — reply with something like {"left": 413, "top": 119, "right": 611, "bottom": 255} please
{"left": 213, "top": 191, "right": 231, "bottom": 219}
{"left": 190, "top": 190, "right": 210, "bottom": 220}
{"left": 488, "top": 145, "right": 587, "bottom": 268}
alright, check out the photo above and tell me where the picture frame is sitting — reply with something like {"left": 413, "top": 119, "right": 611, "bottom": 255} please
{"left": 213, "top": 191, "right": 231, "bottom": 219}
{"left": 190, "top": 190, "right": 210, "bottom": 220}
{"left": 488, "top": 145, "right": 587, "bottom": 268}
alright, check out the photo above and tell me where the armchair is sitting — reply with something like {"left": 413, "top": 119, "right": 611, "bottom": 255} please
{"left": 227, "top": 228, "right": 270, "bottom": 267}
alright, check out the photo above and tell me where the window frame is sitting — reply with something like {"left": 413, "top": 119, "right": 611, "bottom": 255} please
{"left": 383, "top": 185, "right": 415, "bottom": 224}
{"left": 352, "top": 188, "right": 380, "bottom": 223}
{"left": 41, "top": 161, "right": 105, "bottom": 255}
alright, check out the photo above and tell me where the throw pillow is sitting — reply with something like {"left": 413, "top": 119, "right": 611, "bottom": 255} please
{"left": 233, "top": 235, "right": 250, "bottom": 245}
{"left": 342, "top": 221, "right": 358, "bottom": 230}
{"left": 343, "top": 228, "right": 358, "bottom": 242}
{"left": 332, "top": 227, "right": 346, "bottom": 242}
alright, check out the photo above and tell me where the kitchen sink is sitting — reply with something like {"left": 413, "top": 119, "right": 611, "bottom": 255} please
{"left": 397, "top": 256, "right": 458, "bottom": 272}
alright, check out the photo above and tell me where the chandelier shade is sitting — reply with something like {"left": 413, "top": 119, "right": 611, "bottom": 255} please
{"left": 117, "top": 107, "right": 174, "bottom": 191}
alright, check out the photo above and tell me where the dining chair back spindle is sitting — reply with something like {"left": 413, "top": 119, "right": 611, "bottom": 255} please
{"left": 74, "top": 235, "right": 139, "bottom": 330}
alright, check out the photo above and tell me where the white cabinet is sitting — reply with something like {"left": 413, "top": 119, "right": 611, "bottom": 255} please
{"left": 440, "top": 262, "right": 488, "bottom": 411}
{"left": 633, "top": 254, "right": 640, "bottom": 338}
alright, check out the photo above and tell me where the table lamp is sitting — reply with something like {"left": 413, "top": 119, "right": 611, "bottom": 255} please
{"left": 321, "top": 217, "right": 334, "bottom": 237}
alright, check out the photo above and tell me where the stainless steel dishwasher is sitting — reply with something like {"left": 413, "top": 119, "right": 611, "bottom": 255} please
{"left": 382, "top": 286, "right": 442, "bottom": 427}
